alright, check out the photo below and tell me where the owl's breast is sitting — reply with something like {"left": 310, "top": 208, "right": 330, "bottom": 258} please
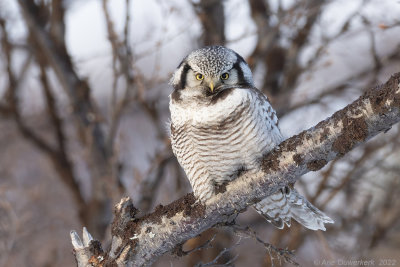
{"left": 169, "top": 88, "right": 282, "bottom": 200}
{"left": 169, "top": 88, "right": 247, "bottom": 126}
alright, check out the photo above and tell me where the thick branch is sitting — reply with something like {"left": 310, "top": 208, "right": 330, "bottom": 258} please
{"left": 18, "top": 0, "right": 108, "bottom": 161}
{"left": 193, "top": 0, "right": 226, "bottom": 45}
{"left": 72, "top": 73, "right": 400, "bottom": 266}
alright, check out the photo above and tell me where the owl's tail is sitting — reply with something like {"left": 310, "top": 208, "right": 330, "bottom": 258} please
{"left": 254, "top": 187, "right": 334, "bottom": 231}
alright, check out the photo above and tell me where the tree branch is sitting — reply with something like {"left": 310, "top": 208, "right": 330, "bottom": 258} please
{"left": 17, "top": 0, "right": 123, "bottom": 237}
{"left": 71, "top": 73, "right": 400, "bottom": 266}
{"left": 192, "top": 0, "right": 226, "bottom": 46}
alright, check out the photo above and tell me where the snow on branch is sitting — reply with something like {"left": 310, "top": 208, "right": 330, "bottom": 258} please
{"left": 71, "top": 73, "right": 400, "bottom": 266}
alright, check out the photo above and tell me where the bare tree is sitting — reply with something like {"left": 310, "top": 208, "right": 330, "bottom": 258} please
{"left": 1, "top": 0, "right": 400, "bottom": 266}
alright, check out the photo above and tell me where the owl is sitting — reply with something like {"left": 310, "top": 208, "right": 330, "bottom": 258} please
{"left": 169, "top": 46, "right": 333, "bottom": 230}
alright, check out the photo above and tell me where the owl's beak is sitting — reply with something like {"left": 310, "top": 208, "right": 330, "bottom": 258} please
{"left": 209, "top": 81, "right": 214, "bottom": 93}
{"left": 206, "top": 78, "right": 221, "bottom": 94}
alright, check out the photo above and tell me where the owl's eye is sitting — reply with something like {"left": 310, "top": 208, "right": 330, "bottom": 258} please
{"left": 221, "top": 73, "right": 229, "bottom": 80}
{"left": 196, "top": 74, "right": 204, "bottom": 81}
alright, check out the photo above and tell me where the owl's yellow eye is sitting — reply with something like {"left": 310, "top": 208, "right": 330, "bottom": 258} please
{"left": 221, "top": 73, "right": 229, "bottom": 80}
{"left": 196, "top": 74, "right": 204, "bottom": 80}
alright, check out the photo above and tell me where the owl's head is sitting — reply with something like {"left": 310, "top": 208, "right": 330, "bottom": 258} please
{"left": 170, "top": 46, "right": 254, "bottom": 99}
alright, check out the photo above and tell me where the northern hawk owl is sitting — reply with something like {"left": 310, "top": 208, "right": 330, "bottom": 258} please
{"left": 169, "top": 46, "right": 333, "bottom": 230}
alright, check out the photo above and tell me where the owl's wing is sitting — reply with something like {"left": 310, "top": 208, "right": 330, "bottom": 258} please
{"left": 249, "top": 88, "right": 333, "bottom": 230}
{"left": 249, "top": 87, "right": 284, "bottom": 146}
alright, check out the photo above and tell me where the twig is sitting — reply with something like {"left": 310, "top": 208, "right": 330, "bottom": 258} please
{"left": 194, "top": 237, "right": 240, "bottom": 267}
{"left": 102, "top": 0, "right": 135, "bottom": 156}
{"left": 232, "top": 224, "right": 299, "bottom": 267}
{"left": 176, "top": 234, "right": 217, "bottom": 257}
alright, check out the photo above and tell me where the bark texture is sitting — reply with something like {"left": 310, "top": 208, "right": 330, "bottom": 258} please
{"left": 71, "top": 73, "right": 400, "bottom": 266}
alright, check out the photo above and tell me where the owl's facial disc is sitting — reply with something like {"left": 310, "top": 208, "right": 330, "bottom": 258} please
{"left": 192, "top": 70, "right": 236, "bottom": 95}
{"left": 170, "top": 46, "right": 255, "bottom": 101}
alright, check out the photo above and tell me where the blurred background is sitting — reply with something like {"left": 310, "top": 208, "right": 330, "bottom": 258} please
{"left": 0, "top": 0, "right": 400, "bottom": 266}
